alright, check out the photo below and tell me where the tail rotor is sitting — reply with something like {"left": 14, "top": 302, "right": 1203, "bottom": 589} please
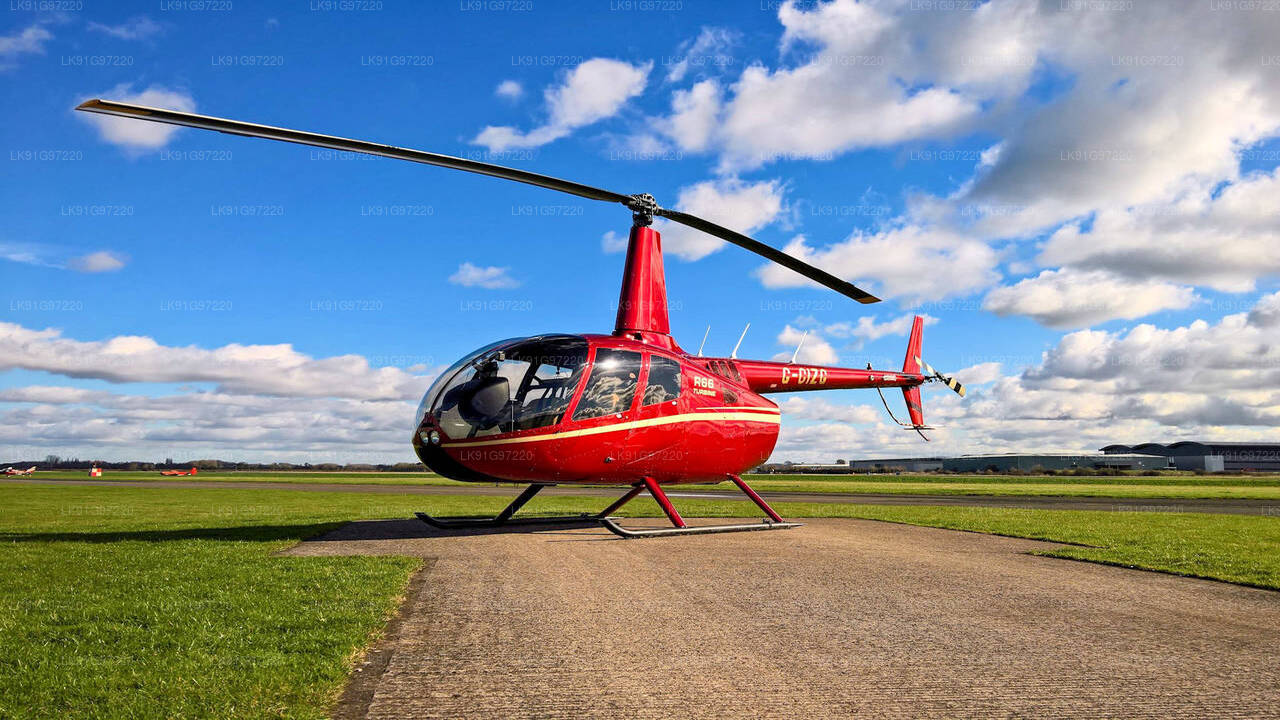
{"left": 916, "top": 356, "right": 966, "bottom": 398}
{"left": 880, "top": 315, "right": 966, "bottom": 441}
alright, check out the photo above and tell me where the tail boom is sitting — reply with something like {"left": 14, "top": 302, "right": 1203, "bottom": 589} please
{"left": 716, "top": 314, "right": 952, "bottom": 439}
{"left": 731, "top": 359, "right": 925, "bottom": 394}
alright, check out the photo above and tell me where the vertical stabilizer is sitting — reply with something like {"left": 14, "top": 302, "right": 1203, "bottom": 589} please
{"left": 902, "top": 315, "right": 924, "bottom": 376}
{"left": 901, "top": 315, "right": 925, "bottom": 428}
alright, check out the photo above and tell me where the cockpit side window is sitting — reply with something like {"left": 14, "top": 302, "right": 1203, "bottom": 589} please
{"left": 573, "top": 348, "right": 642, "bottom": 420}
{"left": 642, "top": 355, "right": 681, "bottom": 406}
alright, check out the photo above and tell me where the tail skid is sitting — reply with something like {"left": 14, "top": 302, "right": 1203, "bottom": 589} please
{"left": 876, "top": 384, "right": 933, "bottom": 441}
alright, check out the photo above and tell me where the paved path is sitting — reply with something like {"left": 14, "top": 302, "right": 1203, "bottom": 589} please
{"left": 284, "top": 517, "right": 1280, "bottom": 719}
{"left": 7, "top": 477, "right": 1279, "bottom": 516}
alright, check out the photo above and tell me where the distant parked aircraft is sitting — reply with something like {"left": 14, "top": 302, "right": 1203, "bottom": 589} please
{"left": 2, "top": 466, "right": 35, "bottom": 476}
{"left": 159, "top": 467, "right": 199, "bottom": 476}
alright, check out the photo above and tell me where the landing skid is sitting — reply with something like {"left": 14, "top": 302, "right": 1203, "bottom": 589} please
{"left": 599, "top": 517, "right": 801, "bottom": 538}
{"left": 415, "top": 483, "right": 597, "bottom": 529}
{"left": 416, "top": 475, "right": 801, "bottom": 539}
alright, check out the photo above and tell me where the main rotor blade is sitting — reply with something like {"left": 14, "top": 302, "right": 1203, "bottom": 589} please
{"left": 656, "top": 208, "right": 880, "bottom": 304}
{"left": 78, "top": 99, "right": 882, "bottom": 305}
{"left": 75, "top": 99, "right": 632, "bottom": 206}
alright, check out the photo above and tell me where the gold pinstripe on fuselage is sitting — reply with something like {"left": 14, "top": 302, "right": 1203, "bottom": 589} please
{"left": 440, "top": 408, "right": 780, "bottom": 448}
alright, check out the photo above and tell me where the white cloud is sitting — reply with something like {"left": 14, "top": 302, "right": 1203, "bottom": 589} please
{"left": 2, "top": 244, "right": 127, "bottom": 273}
{"left": 771, "top": 324, "right": 838, "bottom": 365}
{"left": 0, "top": 323, "right": 431, "bottom": 401}
{"left": 825, "top": 313, "right": 936, "bottom": 344}
{"left": 952, "top": 361, "right": 1002, "bottom": 386}
{"left": 78, "top": 83, "right": 196, "bottom": 150}
{"left": 473, "top": 59, "right": 651, "bottom": 151}
{"left": 772, "top": 421, "right": 952, "bottom": 463}
{"left": 601, "top": 230, "right": 628, "bottom": 254}
{"left": 942, "top": 3, "right": 1280, "bottom": 241}
{"left": 87, "top": 16, "right": 163, "bottom": 41}
{"left": 448, "top": 262, "right": 519, "bottom": 289}
{"left": 0, "top": 23, "right": 52, "bottom": 68}
{"left": 67, "top": 250, "right": 126, "bottom": 273}
{"left": 915, "top": 291, "right": 1280, "bottom": 455}
{"left": 769, "top": 292, "right": 1280, "bottom": 459}
{"left": 0, "top": 242, "right": 60, "bottom": 269}
{"left": 778, "top": 395, "right": 878, "bottom": 424}
{"left": 657, "top": 177, "right": 785, "bottom": 261}
{"left": 611, "top": 2, "right": 1280, "bottom": 459}
{"left": 755, "top": 226, "right": 1000, "bottom": 304}
{"left": 773, "top": 294, "right": 1280, "bottom": 459}
{"left": 0, "top": 386, "right": 420, "bottom": 463}
{"left": 1247, "top": 293, "right": 1280, "bottom": 329}
{"left": 708, "top": 0, "right": 980, "bottom": 170}
{"left": 494, "top": 79, "right": 522, "bottom": 101}
{"left": 1036, "top": 169, "right": 1280, "bottom": 293}
{"left": 982, "top": 269, "right": 1196, "bottom": 329}
{"left": 665, "top": 26, "right": 737, "bottom": 84}
{"left": 649, "top": 0, "right": 1280, "bottom": 278}
{"left": 658, "top": 79, "right": 721, "bottom": 153}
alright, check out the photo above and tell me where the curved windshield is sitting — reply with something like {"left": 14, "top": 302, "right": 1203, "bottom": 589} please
{"left": 430, "top": 335, "right": 588, "bottom": 439}
{"left": 414, "top": 338, "right": 514, "bottom": 429}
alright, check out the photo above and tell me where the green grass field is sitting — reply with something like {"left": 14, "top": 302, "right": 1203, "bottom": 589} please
{"left": 2, "top": 483, "right": 1277, "bottom": 718}
{"left": 24, "top": 468, "right": 1280, "bottom": 500}
{"left": 742, "top": 476, "right": 1280, "bottom": 499}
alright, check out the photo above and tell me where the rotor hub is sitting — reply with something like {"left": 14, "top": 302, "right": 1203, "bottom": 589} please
{"left": 627, "top": 193, "right": 660, "bottom": 227}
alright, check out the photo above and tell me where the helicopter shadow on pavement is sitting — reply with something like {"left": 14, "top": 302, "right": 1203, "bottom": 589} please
{"left": 294, "top": 517, "right": 613, "bottom": 548}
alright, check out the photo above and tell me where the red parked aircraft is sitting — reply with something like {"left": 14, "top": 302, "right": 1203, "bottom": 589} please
{"left": 159, "top": 467, "right": 199, "bottom": 477}
{"left": 77, "top": 99, "right": 966, "bottom": 538}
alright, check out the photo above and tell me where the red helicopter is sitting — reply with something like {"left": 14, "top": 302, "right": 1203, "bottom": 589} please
{"left": 77, "top": 99, "right": 966, "bottom": 538}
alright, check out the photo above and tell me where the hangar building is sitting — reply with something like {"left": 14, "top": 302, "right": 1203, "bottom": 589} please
{"left": 760, "top": 441, "right": 1280, "bottom": 474}
{"left": 757, "top": 453, "right": 1167, "bottom": 474}
{"left": 1101, "top": 441, "right": 1280, "bottom": 472}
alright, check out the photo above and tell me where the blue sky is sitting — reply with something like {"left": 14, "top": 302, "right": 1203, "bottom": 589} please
{"left": 4, "top": 0, "right": 1280, "bottom": 463}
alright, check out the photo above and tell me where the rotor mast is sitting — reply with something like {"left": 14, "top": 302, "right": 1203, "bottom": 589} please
{"left": 613, "top": 194, "right": 679, "bottom": 349}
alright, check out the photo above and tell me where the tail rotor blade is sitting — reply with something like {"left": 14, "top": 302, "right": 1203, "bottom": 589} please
{"left": 916, "top": 356, "right": 966, "bottom": 398}
{"left": 943, "top": 376, "right": 966, "bottom": 398}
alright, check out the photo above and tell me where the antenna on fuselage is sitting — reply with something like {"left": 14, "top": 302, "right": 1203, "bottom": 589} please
{"left": 730, "top": 323, "right": 750, "bottom": 359}
{"left": 697, "top": 325, "right": 710, "bottom": 357}
{"left": 789, "top": 330, "right": 809, "bottom": 364}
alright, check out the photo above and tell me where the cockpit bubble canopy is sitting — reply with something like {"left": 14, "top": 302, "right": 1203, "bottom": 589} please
{"left": 419, "top": 335, "right": 589, "bottom": 439}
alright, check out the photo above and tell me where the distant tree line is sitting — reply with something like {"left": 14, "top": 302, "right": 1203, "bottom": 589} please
{"left": 4, "top": 456, "right": 427, "bottom": 472}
